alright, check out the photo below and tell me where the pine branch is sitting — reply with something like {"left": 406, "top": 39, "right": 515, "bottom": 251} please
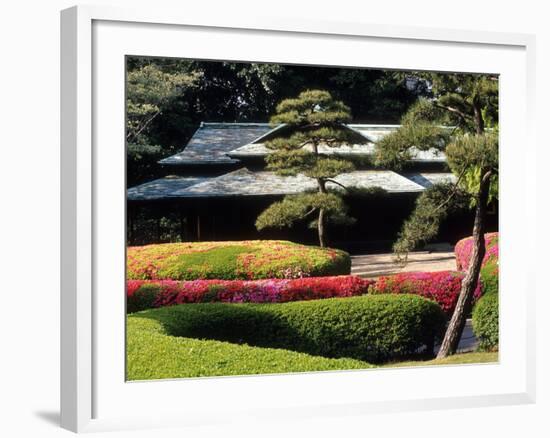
{"left": 325, "top": 178, "right": 349, "bottom": 192}
{"left": 434, "top": 103, "right": 472, "bottom": 122}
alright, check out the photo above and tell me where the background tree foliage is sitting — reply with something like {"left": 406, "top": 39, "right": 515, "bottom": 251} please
{"left": 126, "top": 64, "right": 201, "bottom": 184}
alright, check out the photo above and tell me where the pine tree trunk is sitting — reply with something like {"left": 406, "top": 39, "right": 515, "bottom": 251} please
{"left": 436, "top": 169, "right": 492, "bottom": 358}
{"left": 318, "top": 208, "right": 326, "bottom": 247}
{"left": 473, "top": 99, "right": 485, "bottom": 135}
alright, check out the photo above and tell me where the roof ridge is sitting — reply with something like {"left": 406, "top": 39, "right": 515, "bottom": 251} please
{"left": 199, "top": 122, "right": 404, "bottom": 128}
{"left": 200, "top": 122, "right": 272, "bottom": 127}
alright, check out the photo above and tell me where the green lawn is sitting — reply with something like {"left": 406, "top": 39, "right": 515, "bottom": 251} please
{"left": 127, "top": 315, "right": 497, "bottom": 380}
{"left": 383, "top": 351, "right": 498, "bottom": 368}
{"left": 127, "top": 316, "right": 373, "bottom": 380}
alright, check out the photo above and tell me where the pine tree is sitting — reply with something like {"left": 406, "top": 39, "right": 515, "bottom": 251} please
{"left": 255, "top": 90, "right": 365, "bottom": 247}
{"left": 375, "top": 73, "right": 499, "bottom": 358}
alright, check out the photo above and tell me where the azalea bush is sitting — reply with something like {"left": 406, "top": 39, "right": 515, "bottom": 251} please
{"left": 132, "top": 294, "right": 446, "bottom": 363}
{"left": 127, "top": 275, "right": 373, "bottom": 313}
{"left": 371, "top": 271, "right": 482, "bottom": 315}
{"left": 455, "top": 231, "right": 499, "bottom": 296}
{"left": 455, "top": 232, "right": 499, "bottom": 271}
{"left": 127, "top": 240, "right": 351, "bottom": 281}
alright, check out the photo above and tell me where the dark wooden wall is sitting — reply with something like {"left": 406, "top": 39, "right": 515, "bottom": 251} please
{"left": 127, "top": 194, "right": 498, "bottom": 254}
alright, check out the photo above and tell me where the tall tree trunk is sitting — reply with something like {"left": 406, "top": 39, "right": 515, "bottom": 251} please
{"left": 437, "top": 169, "right": 492, "bottom": 358}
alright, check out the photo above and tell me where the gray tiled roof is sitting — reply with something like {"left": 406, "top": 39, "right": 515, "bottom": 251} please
{"left": 160, "top": 123, "right": 447, "bottom": 165}
{"left": 127, "top": 176, "right": 209, "bottom": 201}
{"left": 159, "top": 123, "right": 273, "bottom": 165}
{"left": 228, "top": 142, "right": 445, "bottom": 162}
{"left": 227, "top": 124, "right": 446, "bottom": 162}
{"left": 128, "top": 168, "right": 429, "bottom": 200}
{"left": 402, "top": 172, "right": 458, "bottom": 188}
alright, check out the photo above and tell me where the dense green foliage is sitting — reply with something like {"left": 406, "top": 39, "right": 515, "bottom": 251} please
{"left": 127, "top": 316, "right": 373, "bottom": 380}
{"left": 377, "top": 73, "right": 499, "bottom": 257}
{"left": 472, "top": 292, "right": 499, "bottom": 351}
{"left": 374, "top": 100, "right": 450, "bottom": 170}
{"left": 127, "top": 240, "right": 351, "bottom": 280}
{"left": 256, "top": 192, "right": 353, "bottom": 232}
{"left": 132, "top": 294, "right": 446, "bottom": 363}
{"left": 480, "top": 258, "right": 499, "bottom": 296}
{"left": 392, "top": 183, "right": 470, "bottom": 258}
{"left": 126, "top": 65, "right": 200, "bottom": 184}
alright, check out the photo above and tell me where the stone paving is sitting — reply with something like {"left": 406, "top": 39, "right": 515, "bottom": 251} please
{"left": 351, "top": 249, "right": 457, "bottom": 278}
{"left": 437, "top": 319, "right": 478, "bottom": 353}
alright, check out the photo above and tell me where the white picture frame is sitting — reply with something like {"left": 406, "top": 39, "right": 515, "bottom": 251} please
{"left": 60, "top": 4, "right": 537, "bottom": 433}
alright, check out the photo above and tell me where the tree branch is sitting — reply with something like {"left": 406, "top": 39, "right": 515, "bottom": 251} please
{"left": 127, "top": 110, "right": 161, "bottom": 142}
{"left": 302, "top": 207, "right": 317, "bottom": 218}
{"left": 325, "top": 178, "right": 349, "bottom": 192}
{"left": 480, "top": 169, "right": 493, "bottom": 185}
{"left": 434, "top": 103, "right": 472, "bottom": 123}
{"left": 432, "top": 165, "right": 468, "bottom": 214}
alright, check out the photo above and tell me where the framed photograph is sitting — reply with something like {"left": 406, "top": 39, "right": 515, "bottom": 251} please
{"left": 61, "top": 5, "right": 536, "bottom": 433}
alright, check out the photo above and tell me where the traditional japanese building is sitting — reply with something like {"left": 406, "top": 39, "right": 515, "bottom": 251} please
{"left": 127, "top": 123, "right": 497, "bottom": 252}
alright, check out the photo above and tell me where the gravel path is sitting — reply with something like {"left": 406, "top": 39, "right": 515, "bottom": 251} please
{"left": 351, "top": 250, "right": 457, "bottom": 278}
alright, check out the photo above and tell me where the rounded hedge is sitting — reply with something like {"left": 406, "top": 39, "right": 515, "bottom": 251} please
{"left": 472, "top": 292, "right": 499, "bottom": 351}
{"left": 135, "top": 294, "right": 446, "bottom": 363}
{"left": 127, "top": 240, "right": 351, "bottom": 281}
{"left": 127, "top": 275, "right": 374, "bottom": 313}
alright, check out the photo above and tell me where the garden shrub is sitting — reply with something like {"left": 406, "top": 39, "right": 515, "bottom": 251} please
{"left": 371, "top": 271, "right": 481, "bottom": 315}
{"left": 127, "top": 275, "right": 374, "bottom": 312}
{"left": 455, "top": 232, "right": 499, "bottom": 271}
{"left": 472, "top": 292, "right": 499, "bottom": 351}
{"left": 127, "top": 240, "right": 351, "bottom": 281}
{"left": 127, "top": 283, "right": 158, "bottom": 313}
{"left": 133, "top": 294, "right": 446, "bottom": 363}
{"left": 480, "top": 258, "right": 499, "bottom": 296}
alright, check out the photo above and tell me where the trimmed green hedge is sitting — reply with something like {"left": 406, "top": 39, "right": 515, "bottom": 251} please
{"left": 480, "top": 258, "right": 499, "bottom": 296}
{"left": 127, "top": 317, "right": 373, "bottom": 380}
{"left": 472, "top": 292, "right": 499, "bottom": 351}
{"left": 133, "top": 294, "right": 446, "bottom": 363}
{"left": 127, "top": 240, "right": 351, "bottom": 280}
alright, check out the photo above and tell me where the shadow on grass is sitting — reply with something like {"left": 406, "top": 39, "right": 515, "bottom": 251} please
{"left": 130, "top": 298, "right": 443, "bottom": 364}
